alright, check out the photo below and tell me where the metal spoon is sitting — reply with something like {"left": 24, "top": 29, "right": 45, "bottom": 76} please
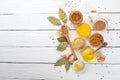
{"left": 61, "top": 25, "right": 78, "bottom": 60}
{"left": 95, "top": 42, "right": 108, "bottom": 52}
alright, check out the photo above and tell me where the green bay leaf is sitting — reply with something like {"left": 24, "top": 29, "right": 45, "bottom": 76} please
{"left": 55, "top": 58, "right": 67, "bottom": 66}
{"left": 48, "top": 16, "right": 61, "bottom": 25}
{"left": 65, "top": 59, "right": 70, "bottom": 72}
{"left": 57, "top": 37, "right": 67, "bottom": 42}
{"left": 57, "top": 42, "right": 68, "bottom": 51}
{"left": 59, "top": 8, "right": 67, "bottom": 24}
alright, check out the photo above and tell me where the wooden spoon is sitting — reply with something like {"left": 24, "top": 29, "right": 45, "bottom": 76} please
{"left": 61, "top": 25, "right": 78, "bottom": 60}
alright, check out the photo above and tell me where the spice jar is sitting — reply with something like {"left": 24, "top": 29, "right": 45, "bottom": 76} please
{"left": 69, "top": 11, "right": 83, "bottom": 24}
{"left": 89, "top": 11, "right": 108, "bottom": 31}
{"left": 73, "top": 60, "right": 85, "bottom": 72}
{"left": 82, "top": 47, "right": 97, "bottom": 62}
{"left": 93, "top": 18, "right": 108, "bottom": 31}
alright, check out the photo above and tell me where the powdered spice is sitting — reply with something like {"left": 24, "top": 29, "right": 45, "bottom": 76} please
{"left": 89, "top": 33, "right": 104, "bottom": 47}
{"left": 69, "top": 11, "right": 83, "bottom": 24}
{"left": 94, "top": 20, "right": 106, "bottom": 31}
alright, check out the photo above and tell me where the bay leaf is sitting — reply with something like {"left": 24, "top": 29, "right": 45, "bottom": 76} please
{"left": 48, "top": 16, "right": 61, "bottom": 25}
{"left": 65, "top": 59, "right": 70, "bottom": 72}
{"left": 57, "top": 42, "right": 68, "bottom": 51}
{"left": 59, "top": 8, "right": 67, "bottom": 24}
{"left": 54, "top": 58, "right": 67, "bottom": 66}
{"left": 57, "top": 37, "right": 67, "bottom": 42}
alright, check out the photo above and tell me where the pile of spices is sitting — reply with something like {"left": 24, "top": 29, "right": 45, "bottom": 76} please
{"left": 69, "top": 11, "right": 83, "bottom": 24}
{"left": 47, "top": 8, "right": 108, "bottom": 72}
{"left": 76, "top": 23, "right": 91, "bottom": 37}
{"left": 89, "top": 33, "right": 104, "bottom": 47}
{"left": 82, "top": 48, "right": 97, "bottom": 62}
{"left": 94, "top": 19, "right": 107, "bottom": 31}
{"left": 97, "top": 53, "right": 106, "bottom": 63}
{"left": 73, "top": 60, "right": 85, "bottom": 72}
{"left": 72, "top": 37, "right": 85, "bottom": 50}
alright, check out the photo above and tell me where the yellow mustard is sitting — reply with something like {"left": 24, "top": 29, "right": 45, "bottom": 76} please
{"left": 82, "top": 48, "right": 97, "bottom": 62}
{"left": 73, "top": 60, "right": 85, "bottom": 72}
{"left": 76, "top": 23, "right": 91, "bottom": 37}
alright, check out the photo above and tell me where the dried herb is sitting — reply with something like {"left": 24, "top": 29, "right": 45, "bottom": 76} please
{"left": 65, "top": 58, "right": 70, "bottom": 72}
{"left": 57, "top": 37, "right": 67, "bottom": 42}
{"left": 57, "top": 42, "right": 68, "bottom": 51}
{"left": 59, "top": 8, "right": 67, "bottom": 24}
{"left": 55, "top": 58, "right": 67, "bottom": 66}
{"left": 48, "top": 16, "right": 61, "bottom": 25}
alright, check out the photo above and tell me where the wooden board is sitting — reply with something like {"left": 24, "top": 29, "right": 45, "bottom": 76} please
{"left": 0, "top": 47, "right": 120, "bottom": 64}
{"left": 0, "top": 0, "right": 120, "bottom": 80}
{"left": 0, "top": 64, "right": 120, "bottom": 80}
{"left": 0, "top": 14, "right": 120, "bottom": 29}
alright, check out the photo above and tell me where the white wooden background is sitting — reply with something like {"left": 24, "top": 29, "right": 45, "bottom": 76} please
{"left": 0, "top": 0, "right": 120, "bottom": 80}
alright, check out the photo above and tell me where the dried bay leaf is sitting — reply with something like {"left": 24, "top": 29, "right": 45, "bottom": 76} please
{"left": 59, "top": 8, "right": 67, "bottom": 24}
{"left": 65, "top": 59, "right": 70, "bottom": 72}
{"left": 57, "top": 42, "right": 68, "bottom": 51}
{"left": 55, "top": 58, "right": 67, "bottom": 66}
{"left": 57, "top": 37, "right": 67, "bottom": 42}
{"left": 48, "top": 16, "right": 61, "bottom": 25}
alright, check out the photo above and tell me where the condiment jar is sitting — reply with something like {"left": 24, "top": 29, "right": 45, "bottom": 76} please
{"left": 89, "top": 11, "right": 108, "bottom": 31}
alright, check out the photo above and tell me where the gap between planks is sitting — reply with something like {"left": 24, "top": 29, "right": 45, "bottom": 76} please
{"left": 1, "top": 12, "right": 120, "bottom": 15}
{"left": 0, "top": 46, "right": 120, "bottom": 48}
{"left": 0, "top": 62, "right": 120, "bottom": 65}
{"left": 0, "top": 29, "right": 120, "bottom": 31}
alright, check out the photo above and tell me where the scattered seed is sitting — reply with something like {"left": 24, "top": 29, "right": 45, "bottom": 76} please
{"left": 108, "top": 19, "right": 110, "bottom": 21}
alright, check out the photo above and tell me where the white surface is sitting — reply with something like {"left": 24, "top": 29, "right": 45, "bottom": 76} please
{"left": 0, "top": 0, "right": 120, "bottom": 80}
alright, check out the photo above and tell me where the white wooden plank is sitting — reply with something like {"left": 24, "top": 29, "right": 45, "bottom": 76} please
{"left": 0, "top": 47, "right": 119, "bottom": 63}
{"left": 0, "top": 14, "right": 120, "bottom": 29}
{"left": 0, "top": 0, "right": 120, "bottom": 14}
{"left": 0, "top": 64, "right": 120, "bottom": 80}
{"left": 0, "top": 31, "right": 119, "bottom": 46}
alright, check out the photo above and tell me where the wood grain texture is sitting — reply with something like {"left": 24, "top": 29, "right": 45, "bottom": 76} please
{"left": 0, "top": 47, "right": 119, "bottom": 64}
{"left": 0, "top": 64, "right": 120, "bottom": 80}
{"left": 0, "top": 0, "right": 120, "bottom": 80}
{"left": 0, "top": 0, "right": 120, "bottom": 14}
{"left": 0, "top": 31, "right": 119, "bottom": 46}
{"left": 0, "top": 14, "right": 120, "bottom": 29}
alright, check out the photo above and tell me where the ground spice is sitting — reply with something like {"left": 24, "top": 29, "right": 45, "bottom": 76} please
{"left": 94, "top": 20, "right": 106, "bottom": 31}
{"left": 72, "top": 37, "right": 85, "bottom": 50}
{"left": 76, "top": 23, "right": 91, "bottom": 37}
{"left": 89, "top": 33, "right": 104, "bottom": 47}
{"left": 69, "top": 11, "right": 83, "bottom": 24}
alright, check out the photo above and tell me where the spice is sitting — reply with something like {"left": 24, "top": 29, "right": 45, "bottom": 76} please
{"left": 73, "top": 60, "right": 85, "bottom": 72}
{"left": 89, "top": 33, "right": 104, "bottom": 47}
{"left": 60, "top": 48, "right": 72, "bottom": 58}
{"left": 97, "top": 53, "right": 106, "bottom": 63}
{"left": 48, "top": 16, "right": 61, "bottom": 25}
{"left": 55, "top": 58, "right": 67, "bottom": 66}
{"left": 69, "top": 11, "right": 83, "bottom": 24}
{"left": 57, "top": 42, "right": 68, "bottom": 51}
{"left": 94, "top": 19, "right": 107, "bottom": 31}
{"left": 57, "top": 37, "right": 67, "bottom": 42}
{"left": 72, "top": 37, "right": 85, "bottom": 50}
{"left": 59, "top": 8, "right": 67, "bottom": 24}
{"left": 82, "top": 48, "right": 97, "bottom": 62}
{"left": 76, "top": 23, "right": 91, "bottom": 37}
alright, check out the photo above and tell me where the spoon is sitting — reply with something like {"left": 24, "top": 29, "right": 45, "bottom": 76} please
{"left": 95, "top": 42, "right": 108, "bottom": 52}
{"left": 61, "top": 25, "right": 78, "bottom": 60}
